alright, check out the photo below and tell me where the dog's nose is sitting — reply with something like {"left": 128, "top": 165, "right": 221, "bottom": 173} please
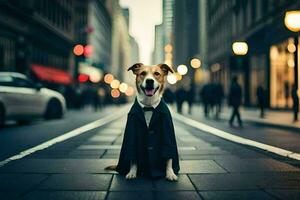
{"left": 146, "top": 79, "right": 154, "bottom": 86}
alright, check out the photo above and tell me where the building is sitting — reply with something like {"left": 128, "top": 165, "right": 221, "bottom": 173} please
{"left": 152, "top": 24, "right": 164, "bottom": 64}
{"left": 74, "top": 0, "right": 112, "bottom": 79}
{"left": 0, "top": 0, "right": 74, "bottom": 89}
{"left": 105, "top": 0, "right": 131, "bottom": 82}
{"left": 129, "top": 36, "right": 139, "bottom": 64}
{"left": 207, "top": 0, "right": 300, "bottom": 108}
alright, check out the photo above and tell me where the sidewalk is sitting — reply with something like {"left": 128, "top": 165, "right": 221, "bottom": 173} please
{"left": 1, "top": 109, "right": 300, "bottom": 199}
{"left": 189, "top": 104, "right": 300, "bottom": 131}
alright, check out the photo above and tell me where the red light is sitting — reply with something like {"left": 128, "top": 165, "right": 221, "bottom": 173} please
{"left": 84, "top": 45, "right": 93, "bottom": 57}
{"left": 78, "top": 74, "right": 89, "bottom": 83}
{"left": 73, "top": 44, "right": 84, "bottom": 56}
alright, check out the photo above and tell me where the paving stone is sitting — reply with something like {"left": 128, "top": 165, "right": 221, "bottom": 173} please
{"left": 189, "top": 174, "right": 258, "bottom": 190}
{"left": 97, "top": 128, "right": 123, "bottom": 135}
{"left": 0, "top": 159, "right": 118, "bottom": 174}
{"left": 23, "top": 191, "right": 106, "bottom": 200}
{"left": 266, "top": 189, "right": 300, "bottom": 200}
{"left": 253, "top": 173, "right": 300, "bottom": 189}
{"left": 179, "top": 160, "right": 227, "bottom": 174}
{"left": 68, "top": 149, "right": 105, "bottom": 156}
{"left": 107, "top": 191, "right": 153, "bottom": 200}
{"left": 78, "top": 145, "right": 121, "bottom": 150}
{"left": 155, "top": 191, "right": 201, "bottom": 200}
{"left": 38, "top": 174, "right": 112, "bottom": 190}
{"left": 0, "top": 174, "right": 48, "bottom": 193}
{"left": 215, "top": 158, "right": 300, "bottom": 172}
{"left": 180, "top": 155, "right": 238, "bottom": 160}
{"left": 179, "top": 149, "right": 229, "bottom": 155}
{"left": 88, "top": 135, "right": 118, "bottom": 142}
{"left": 0, "top": 192, "right": 19, "bottom": 200}
{"left": 153, "top": 175, "right": 195, "bottom": 191}
{"left": 109, "top": 175, "right": 153, "bottom": 191}
{"left": 200, "top": 190, "right": 275, "bottom": 200}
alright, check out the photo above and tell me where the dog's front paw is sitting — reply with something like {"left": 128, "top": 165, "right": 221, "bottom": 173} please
{"left": 166, "top": 169, "right": 178, "bottom": 182}
{"left": 125, "top": 171, "right": 137, "bottom": 179}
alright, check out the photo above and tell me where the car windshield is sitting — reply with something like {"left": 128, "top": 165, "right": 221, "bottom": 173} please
{"left": 0, "top": 75, "right": 14, "bottom": 86}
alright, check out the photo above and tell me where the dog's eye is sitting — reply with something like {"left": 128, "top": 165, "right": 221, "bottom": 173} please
{"left": 154, "top": 72, "right": 160, "bottom": 76}
{"left": 140, "top": 71, "right": 146, "bottom": 76}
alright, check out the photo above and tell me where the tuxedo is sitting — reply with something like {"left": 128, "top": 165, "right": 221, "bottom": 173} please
{"left": 116, "top": 98, "right": 180, "bottom": 178}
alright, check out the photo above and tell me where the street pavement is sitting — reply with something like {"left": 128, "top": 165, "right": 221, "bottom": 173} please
{"left": 1, "top": 105, "right": 300, "bottom": 199}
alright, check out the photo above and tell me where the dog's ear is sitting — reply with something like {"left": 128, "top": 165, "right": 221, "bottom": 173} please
{"left": 127, "top": 63, "right": 143, "bottom": 74}
{"left": 158, "top": 63, "right": 174, "bottom": 75}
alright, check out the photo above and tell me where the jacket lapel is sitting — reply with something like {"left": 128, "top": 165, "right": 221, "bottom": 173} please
{"left": 129, "top": 99, "right": 147, "bottom": 126}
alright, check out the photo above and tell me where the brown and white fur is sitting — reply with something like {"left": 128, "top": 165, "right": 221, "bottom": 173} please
{"left": 125, "top": 63, "right": 178, "bottom": 181}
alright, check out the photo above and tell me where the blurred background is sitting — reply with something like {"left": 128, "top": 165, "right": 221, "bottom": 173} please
{"left": 0, "top": 0, "right": 299, "bottom": 117}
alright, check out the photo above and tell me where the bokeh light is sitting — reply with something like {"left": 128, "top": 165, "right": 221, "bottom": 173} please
{"left": 284, "top": 11, "right": 300, "bottom": 32}
{"left": 164, "top": 44, "right": 173, "bottom": 53}
{"left": 104, "top": 74, "right": 114, "bottom": 84}
{"left": 167, "top": 74, "right": 177, "bottom": 84}
{"left": 125, "top": 86, "right": 135, "bottom": 96}
{"left": 110, "top": 79, "right": 120, "bottom": 89}
{"left": 175, "top": 72, "right": 182, "bottom": 81}
{"left": 232, "top": 42, "right": 248, "bottom": 56}
{"left": 119, "top": 83, "right": 128, "bottom": 93}
{"left": 190, "top": 58, "right": 202, "bottom": 68}
{"left": 177, "top": 64, "right": 188, "bottom": 75}
{"left": 111, "top": 89, "right": 120, "bottom": 98}
{"left": 73, "top": 44, "right": 84, "bottom": 56}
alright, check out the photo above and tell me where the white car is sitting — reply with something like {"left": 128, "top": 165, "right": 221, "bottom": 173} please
{"left": 0, "top": 72, "right": 66, "bottom": 126}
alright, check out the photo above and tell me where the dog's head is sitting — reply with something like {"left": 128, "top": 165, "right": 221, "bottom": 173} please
{"left": 128, "top": 63, "right": 174, "bottom": 97}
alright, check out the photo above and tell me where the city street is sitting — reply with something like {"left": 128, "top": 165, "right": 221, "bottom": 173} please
{"left": 1, "top": 105, "right": 300, "bottom": 200}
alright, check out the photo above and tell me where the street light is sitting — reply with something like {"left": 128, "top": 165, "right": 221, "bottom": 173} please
{"left": 284, "top": 11, "right": 300, "bottom": 32}
{"left": 232, "top": 42, "right": 248, "bottom": 55}
{"left": 284, "top": 10, "right": 300, "bottom": 91}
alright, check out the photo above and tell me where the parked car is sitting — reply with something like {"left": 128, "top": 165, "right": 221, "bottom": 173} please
{"left": 0, "top": 72, "right": 66, "bottom": 126}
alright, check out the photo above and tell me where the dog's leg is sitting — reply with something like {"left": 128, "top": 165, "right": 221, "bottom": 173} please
{"left": 125, "top": 161, "right": 137, "bottom": 179}
{"left": 165, "top": 159, "right": 178, "bottom": 181}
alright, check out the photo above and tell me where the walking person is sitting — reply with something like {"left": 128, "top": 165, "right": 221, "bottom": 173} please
{"left": 256, "top": 85, "right": 266, "bottom": 118}
{"left": 228, "top": 76, "right": 243, "bottom": 127}
{"left": 292, "top": 84, "right": 299, "bottom": 122}
{"left": 200, "top": 83, "right": 211, "bottom": 118}
{"left": 214, "top": 82, "right": 224, "bottom": 119}
{"left": 175, "top": 87, "right": 186, "bottom": 114}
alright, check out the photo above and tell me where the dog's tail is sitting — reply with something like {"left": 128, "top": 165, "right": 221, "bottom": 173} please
{"left": 105, "top": 165, "right": 117, "bottom": 171}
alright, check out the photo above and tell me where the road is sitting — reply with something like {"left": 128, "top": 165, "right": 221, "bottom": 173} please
{"left": 1, "top": 105, "right": 300, "bottom": 200}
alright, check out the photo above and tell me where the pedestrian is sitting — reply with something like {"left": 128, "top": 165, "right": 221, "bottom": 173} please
{"left": 187, "top": 85, "right": 195, "bottom": 114}
{"left": 292, "top": 84, "right": 299, "bottom": 122}
{"left": 175, "top": 87, "right": 186, "bottom": 113}
{"left": 213, "top": 82, "right": 224, "bottom": 119}
{"left": 228, "top": 76, "right": 243, "bottom": 127}
{"left": 256, "top": 85, "right": 265, "bottom": 118}
{"left": 200, "top": 83, "right": 211, "bottom": 118}
{"left": 284, "top": 81, "right": 290, "bottom": 108}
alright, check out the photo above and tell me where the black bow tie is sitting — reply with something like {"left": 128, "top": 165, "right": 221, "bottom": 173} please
{"left": 143, "top": 107, "right": 155, "bottom": 112}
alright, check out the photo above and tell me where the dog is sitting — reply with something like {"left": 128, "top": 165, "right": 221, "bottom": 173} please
{"left": 106, "top": 63, "right": 180, "bottom": 181}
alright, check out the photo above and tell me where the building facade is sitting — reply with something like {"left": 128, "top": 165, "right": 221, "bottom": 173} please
{"left": 152, "top": 24, "right": 164, "bottom": 65}
{"left": 0, "top": 0, "right": 74, "bottom": 87}
{"left": 74, "top": 0, "right": 112, "bottom": 76}
{"left": 207, "top": 0, "right": 300, "bottom": 108}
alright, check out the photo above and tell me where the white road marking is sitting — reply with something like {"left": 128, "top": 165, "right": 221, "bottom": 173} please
{"left": 173, "top": 113, "right": 300, "bottom": 161}
{"left": 0, "top": 108, "right": 127, "bottom": 167}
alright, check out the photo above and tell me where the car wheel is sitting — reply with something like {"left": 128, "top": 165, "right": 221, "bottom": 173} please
{"left": 44, "top": 99, "right": 63, "bottom": 120}
{"left": 0, "top": 105, "right": 4, "bottom": 127}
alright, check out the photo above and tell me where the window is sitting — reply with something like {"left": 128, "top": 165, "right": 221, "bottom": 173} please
{"left": 0, "top": 75, "right": 14, "bottom": 86}
{"left": 13, "top": 77, "right": 35, "bottom": 88}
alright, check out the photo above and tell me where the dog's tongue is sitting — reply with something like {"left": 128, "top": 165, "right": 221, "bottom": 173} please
{"left": 145, "top": 89, "right": 155, "bottom": 96}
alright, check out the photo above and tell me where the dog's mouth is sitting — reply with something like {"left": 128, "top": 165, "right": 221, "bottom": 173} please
{"left": 141, "top": 86, "right": 159, "bottom": 96}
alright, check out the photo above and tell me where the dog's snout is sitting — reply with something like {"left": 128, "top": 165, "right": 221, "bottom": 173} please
{"left": 146, "top": 79, "right": 154, "bottom": 86}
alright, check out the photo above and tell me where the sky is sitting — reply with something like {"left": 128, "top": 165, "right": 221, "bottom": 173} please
{"left": 119, "top": 0, "right": 162, "bottom": 64}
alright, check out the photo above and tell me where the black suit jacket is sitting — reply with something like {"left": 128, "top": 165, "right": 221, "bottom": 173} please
{"left": 116, "top": 99, "right": 180, "bottom": 178}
